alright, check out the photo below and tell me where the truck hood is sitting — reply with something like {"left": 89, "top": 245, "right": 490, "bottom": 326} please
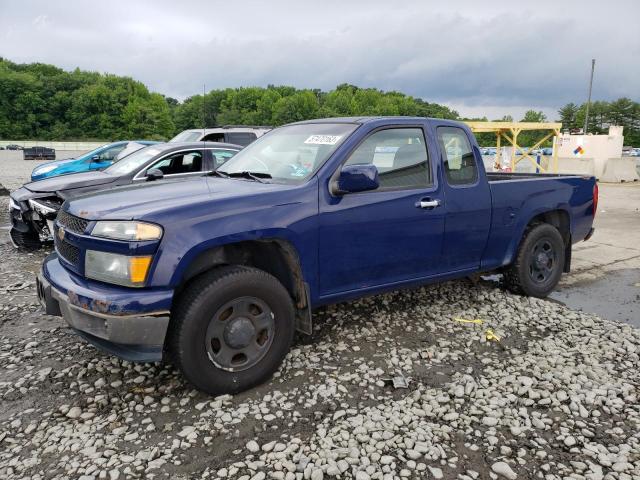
{"left": 65, "top": 176, "right": 295, "bottom": 220}
{"left": 25, "top": 171, "right": 118, "bottom": 193}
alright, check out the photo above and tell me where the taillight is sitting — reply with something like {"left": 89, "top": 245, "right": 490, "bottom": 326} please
{"left": 592, "top": 183, "right": 598, "bottom": 218}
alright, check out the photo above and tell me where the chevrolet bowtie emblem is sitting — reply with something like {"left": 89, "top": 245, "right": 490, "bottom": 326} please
{"left": 57, "top": 226, "right": 65, "bottom": 241}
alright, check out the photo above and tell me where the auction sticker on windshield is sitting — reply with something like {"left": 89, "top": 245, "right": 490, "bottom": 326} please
{"left": 304, "top": 135, "right": 342, "bottom": 145}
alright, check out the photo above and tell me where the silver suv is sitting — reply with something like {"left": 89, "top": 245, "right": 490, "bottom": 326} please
{"left": 170, "top": 126, "right": 271, "bottom": 146}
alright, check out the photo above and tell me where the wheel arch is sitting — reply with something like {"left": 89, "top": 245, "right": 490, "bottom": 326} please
{"left": 510, "top": 208, "right": 572, "bottom": 272}
{"left": 172, "top": 238, "right": 311, "bottom": 332}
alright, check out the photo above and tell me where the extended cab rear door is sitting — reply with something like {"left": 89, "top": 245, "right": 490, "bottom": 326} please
{"left": 318, "top": 123, "right": 446, "bottom": 297}
{"left": 434, "top": 124, "right": 492, "bottom": 271}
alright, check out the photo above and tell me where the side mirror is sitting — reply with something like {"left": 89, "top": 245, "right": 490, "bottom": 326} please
{"left": 331, "top": 164, "right": 379, "bottom": 195}
{"left": 91, "top": 154, "right": 100, "bottom": 161}
{"left": 146, "top": 168, "right": 164, "bottom": 181}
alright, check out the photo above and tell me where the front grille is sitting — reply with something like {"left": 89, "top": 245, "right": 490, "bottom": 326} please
{"left": 57, "top": 210, "right": 89, "bottom": 234}
{"left": 55, "top": 235, "right": 80, "bottom": 266}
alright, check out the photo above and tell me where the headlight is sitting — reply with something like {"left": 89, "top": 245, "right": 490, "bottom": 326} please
{"left": 92, "top": 221, "right": 163, "bottom": 241}
{"left": 85, "top": 250, "right": 153, "bottom": 287}
{"left": 9, "top": 197, "right": 20, "bottom": 211}
{"left": 34, "top": 164, "right": 57, "bottom": 175}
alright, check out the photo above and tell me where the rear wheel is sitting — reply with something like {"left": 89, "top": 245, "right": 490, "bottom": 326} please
{"left": 504, "top": 223, "right": 565, "bottom": 298}
{"left": 168, "top": 265, "right": 295, "bottom": 395}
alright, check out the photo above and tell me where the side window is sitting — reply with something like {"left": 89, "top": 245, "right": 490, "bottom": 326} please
{"left": 437, "top": 127, "right": 478, "bottom": 185}
{"left": 226, "top": 132, "right": 257, "bottom": 146}
{"left": 148, "top": 150, "right": 204, "bottom": 175}
{"left": 101, "top": 145, "right": 125, "bottom": 161}
{"left": 203, "top": 133, "right": 225, "bottom": 142}
{"left": 211, "top": 149, "right": 238, "bottom": 169}
{"left": 344, "top": 128, "right": 430, "bottom": 189}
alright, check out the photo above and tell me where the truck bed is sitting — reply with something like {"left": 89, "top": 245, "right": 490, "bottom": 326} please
{"left": 482, "top": 171, "right": 596, "bottom": 270}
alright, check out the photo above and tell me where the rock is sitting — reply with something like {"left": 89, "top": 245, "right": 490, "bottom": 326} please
{"left": 246, "top": 440, "right": 260, "bottom": 453}
{"left": 66, "top": 407, "right": 82, "bottom": 419}
{"left": 428, "top": 466, "right": 443, "bottom": 479}
{"left": 482, "top": 417, "right": 499, "bottom": 427}
{"left": 491, "top": 461, "right": 517, "bottom": 479}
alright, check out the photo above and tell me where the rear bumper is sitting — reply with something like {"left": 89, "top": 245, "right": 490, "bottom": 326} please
{"left": 584, "top": 227, "right": 595, "bottom": 242}
{"left": 38, "top": 254, "right": 173, "bottom": 362}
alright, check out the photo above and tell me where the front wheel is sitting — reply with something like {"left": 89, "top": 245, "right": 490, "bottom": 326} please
{"left": 504, "top": 223, "right": 565, "bottom": 298}
{"left": 168, "top": 265, "right": 295, "bottom": 395}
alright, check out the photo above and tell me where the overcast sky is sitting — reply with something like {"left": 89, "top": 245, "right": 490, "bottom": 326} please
{"left": 1, "top": 0, "right": 638, "bottom": 120}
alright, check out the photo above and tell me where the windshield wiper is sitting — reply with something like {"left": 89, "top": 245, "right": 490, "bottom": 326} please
{"left": 208, "top": 170, "right": 230, "bottom": 178}
{"left": 227, "top": 171, "right": 272, "bottom": 183}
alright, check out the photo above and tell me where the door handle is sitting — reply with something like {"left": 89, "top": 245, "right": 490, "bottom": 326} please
{"left": 416, "top": 198, "right": 441, "bottom": 209}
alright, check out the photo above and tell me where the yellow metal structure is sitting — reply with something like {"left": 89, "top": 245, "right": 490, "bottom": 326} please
{"left": 464, "top": 121, "right": 562, "bottom": 173}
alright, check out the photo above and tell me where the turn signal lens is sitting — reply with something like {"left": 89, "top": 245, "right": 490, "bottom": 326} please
{"left": 129, "top": 256, "right": 152, "bottom": 284}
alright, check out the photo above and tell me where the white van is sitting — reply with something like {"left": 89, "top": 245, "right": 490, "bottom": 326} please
{"left": 170, "top": 126, "right": 271, "bottom": 146}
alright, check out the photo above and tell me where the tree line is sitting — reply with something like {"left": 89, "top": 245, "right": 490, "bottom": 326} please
{"left": 1, "top": 58, "right": 638, "bottom": 146}
{"left": 0, "top": 58, "right": 457, "bottom": 141}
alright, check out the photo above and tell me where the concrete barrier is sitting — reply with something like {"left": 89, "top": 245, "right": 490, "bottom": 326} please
{"left": 601, "top": 157, "right": 640, "bottom": 183}
{"left": 0, "top": 141, "right": 104, "bottom": 151}
{"left": 555, "top": 157, "right": 597, "bottom": 177}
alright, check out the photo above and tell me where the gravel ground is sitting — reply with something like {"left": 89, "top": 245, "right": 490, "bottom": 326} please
{"left": 0, "top": 162, "right": 639, "bottom": 479}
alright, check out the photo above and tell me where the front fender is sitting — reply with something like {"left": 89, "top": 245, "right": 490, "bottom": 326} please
{"left": 166, "top": 228, "right": 310, "bottom": 288}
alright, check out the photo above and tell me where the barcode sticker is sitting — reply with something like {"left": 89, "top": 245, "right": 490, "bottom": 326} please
{"left": 304, "top": 135, "right": 342, "bottom": 145}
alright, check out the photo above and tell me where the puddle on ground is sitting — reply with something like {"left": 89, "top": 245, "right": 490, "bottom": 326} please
{"left": 550, "top": 268, "right": 640, "bottom": 327}
{"left": 482, "top": 270, "right": 640, "bottom": 328}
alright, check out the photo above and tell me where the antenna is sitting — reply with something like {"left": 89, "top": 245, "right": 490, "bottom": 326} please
{"left": 583, "top": 59, "right": 595, "bottom": 135}
{"left": 202, "top": 83, "right": 206, "bottom": 139}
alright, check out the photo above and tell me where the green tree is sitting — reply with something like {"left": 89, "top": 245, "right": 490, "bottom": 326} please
{"left": 122, "top": 94, "right": 175, "bottom": 140}
{"left": 558, "top": 103, "right": 579, "bottom": 130}
{"left": 518, "top": 110, "right": 549, "bottom": 147}
{"left": 271, "top": 90, "right": 319, "bottom": 124}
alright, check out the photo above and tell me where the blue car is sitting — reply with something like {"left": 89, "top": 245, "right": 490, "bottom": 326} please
{"left": 30, "top": 141, "right": 160, "bottom": 181}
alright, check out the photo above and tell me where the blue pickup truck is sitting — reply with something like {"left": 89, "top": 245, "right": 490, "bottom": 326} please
{"left": 37, "top": 117, "right": 597, "bottom": 395}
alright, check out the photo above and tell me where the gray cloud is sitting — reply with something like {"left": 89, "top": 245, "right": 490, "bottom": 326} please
{"left": 1, "top": 0, "right": 638, "bottom": 119}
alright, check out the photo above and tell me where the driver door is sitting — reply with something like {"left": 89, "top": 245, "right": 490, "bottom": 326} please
{"left": 318, "top": 126, "right": 445, "bottom": 296}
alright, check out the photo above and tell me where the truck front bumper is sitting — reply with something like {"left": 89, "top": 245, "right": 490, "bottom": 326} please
{"left": 38, "top": 254, "right": 173, "bottom": 362}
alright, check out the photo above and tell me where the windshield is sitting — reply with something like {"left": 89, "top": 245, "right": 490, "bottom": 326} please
{"left": 218, "top": 123, "right": 357, "bottom": 183}
{"left": 105, "top": 146, "right": 163, "bottom": 175}
{"left": 113, "top": 142, "right": 146, "bottom": 162}
{"left": 169, "top": 130, "right": 202, "bottom": 143}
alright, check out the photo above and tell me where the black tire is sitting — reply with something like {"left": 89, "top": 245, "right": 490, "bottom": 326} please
{"left": 504, "top": 223, "right": 565, "bottom": 298}
{"left": 168, "top": 265, "right": 295, "bottom": 395}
